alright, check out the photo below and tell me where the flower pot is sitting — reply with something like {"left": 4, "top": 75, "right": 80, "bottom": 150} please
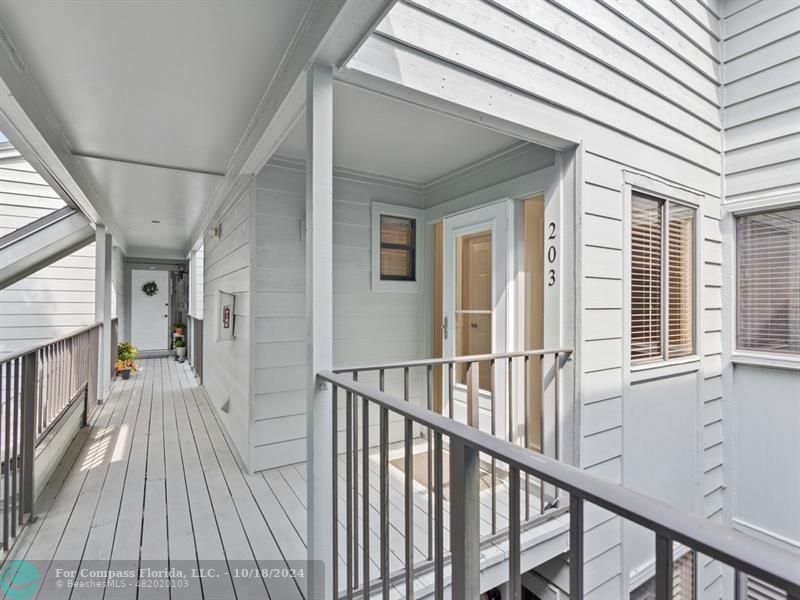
{"left": 175, "top": 327, "right": 185, "bottom": 336}
{"left": 176, "top": 346, "right": 186, "bottom": 359}
{"left": 119, "top": 369, "right": 131, "bottom": 380}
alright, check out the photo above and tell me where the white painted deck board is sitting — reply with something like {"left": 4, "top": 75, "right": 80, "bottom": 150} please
{"left": 2, "top": 360, "right": 304, "bottom": 600}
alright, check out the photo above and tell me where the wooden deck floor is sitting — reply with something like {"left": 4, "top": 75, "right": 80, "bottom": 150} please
{"left": 4, "top": 358, "right": 568, "bottom": 600}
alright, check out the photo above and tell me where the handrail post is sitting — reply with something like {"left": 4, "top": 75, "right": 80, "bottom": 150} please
{"left": 450, "top": 438, "right": 480, "bottom": 599}
{"left": 655, "top": 533, "right": 673, "bottom": 600}
{"left": 20, "top": 351, "right": 37, "bottom": 519}
{"left": 569, "top": 496, "right": 584, "bottom": 599}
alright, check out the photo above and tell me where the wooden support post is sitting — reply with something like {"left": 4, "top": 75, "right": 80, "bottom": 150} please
{"left": 450, "top": 438, "right": 480, "bottom": 599}
{"left": 94, "top": 227, "right": 112, "bottom": 402}
{"left": 305, "top": 62, "right": 334, "bottom": 600}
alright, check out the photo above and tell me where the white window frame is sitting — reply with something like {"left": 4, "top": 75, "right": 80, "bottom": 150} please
{"left": 623, "top": 172, "right": 702, "bottom": 380}
{"left": 371, "top": 201, "right": 424, "bottom": 293}
{"left": 727, "top": 198, "right": 800, "bottom": 370}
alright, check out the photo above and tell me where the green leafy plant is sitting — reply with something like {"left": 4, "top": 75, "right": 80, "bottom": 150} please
{"left": 117, "top": 341, "right": 139, "bottom": 371}
{"left": 174, "top": 339, "right": 186, "bottom": 348}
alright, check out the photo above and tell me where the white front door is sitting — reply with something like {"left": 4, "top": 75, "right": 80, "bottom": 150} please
{"left": 131, "top": 269, "right": 169, "bottom": 351}
{"left": 443, "top": 200, "right": 511, "bottom": 432}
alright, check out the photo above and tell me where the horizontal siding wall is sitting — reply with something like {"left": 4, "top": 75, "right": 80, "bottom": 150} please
{"left": 202, "top": 186, "right": 251, "bottom": 468}
{"left": 723, "top": 1, "right": 800, "bottom": 202}
{"left": 0, "top": 140, "right": 95, "bottom": 359}
{"left": 720, "top": 0, "right": 800, "bottom": 585}
{"left": 251, "top": 164, "right": 425, "bottom": 472}
{"left": 349, "top": 0, "right": 724, "bottom": 596}
{"left": 0, "top": 142, "right": 65, "bottom": 238}
{"left": 0, "top": 244, "right": 96, "bottom": 358}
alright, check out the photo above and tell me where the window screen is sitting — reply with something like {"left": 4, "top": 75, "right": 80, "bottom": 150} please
{"left": 380, "top": 215, "right": 416, "bottom": 281}
{"left": 737, "top": 207, "right": 800, "bottom": 355}
{"left": 631, "top": 193, "right": 695, "bottom": 363}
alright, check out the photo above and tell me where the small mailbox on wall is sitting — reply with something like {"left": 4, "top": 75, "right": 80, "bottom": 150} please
{"left": 216, "top": 290, "right": 236, "bottom": 342}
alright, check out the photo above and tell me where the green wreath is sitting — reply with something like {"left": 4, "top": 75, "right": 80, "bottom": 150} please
{"left": 142, "top": 281, "right": 159, "bottom": 296}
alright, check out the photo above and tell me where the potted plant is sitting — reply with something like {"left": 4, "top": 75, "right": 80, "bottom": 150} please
{"left": 174, "top": 323, "right": 186, "bottom": 336}
{"left": 117, "top": 341, "right": 139, "bottom": 375}
{"left": 116, "top": 359, "right": 132, "bottom": 380}
{"left": 174, "top": 338, "right": 186, "bottom": 361}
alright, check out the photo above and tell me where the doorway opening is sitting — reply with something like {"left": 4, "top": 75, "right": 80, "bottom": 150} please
{"left": 433, "top": 194, "right": 546, "bottom": 451}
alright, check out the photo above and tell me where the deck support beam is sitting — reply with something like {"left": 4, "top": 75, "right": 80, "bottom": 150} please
{"left": 94, "top": 225, "right": 112, "bottom": 401}
{"left": 305, "top": 62, "right": 334, "bottom": 599}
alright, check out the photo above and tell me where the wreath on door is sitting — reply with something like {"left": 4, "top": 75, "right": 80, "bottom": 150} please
{"left": 142, "top": 281, "right": 159, "bottom": 296}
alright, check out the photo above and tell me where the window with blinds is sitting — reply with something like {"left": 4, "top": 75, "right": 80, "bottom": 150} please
{"left": 629, "top": 551, "right": 695, "bottom": 600}
{"left": 379, "top": 215, "right": 416, "bottom": 281}
{"left": 631, "top": 193, "right": 695, "bottom": 363}
{"left": 736, "top": 207, "right": 800, "bottom": 355}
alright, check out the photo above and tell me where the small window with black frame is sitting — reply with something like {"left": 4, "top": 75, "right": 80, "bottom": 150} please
{"left": 379, "top": 214, "right": 416, "bottom": 281}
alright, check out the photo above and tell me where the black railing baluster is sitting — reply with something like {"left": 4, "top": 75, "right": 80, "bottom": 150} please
{"left": 433, "top": 431, "right": 444, "bottom": 600}
{"left": 404, "top": 416, "right": 414, "bottom": 599}
{"left": 351, "top": 373, "right": 359, "bottom": 590}
{"left": 361, "top": 395, "right": 369, "bottom": 595}
{"left": 524, "top": 355, "right": 530, "bottom": 521}
{"left": 570, "top": 496, "right": 584, "bottom": 600}
{"left": 655, "top": 534, "right": 673, "bottom": 600}
{"left": 426, "top": 364, "right": 433, "bottom": 560}
{"left": 490, "top": 358, "right": 496, "bottom": 534}
{"left": 509, "top": 465, "right": 521, "bottom": 600}
{"left": 540, "top": 354, "right": 545, "bottom": 514}
{"left": 4, "top": 360, "right": 10, "bottom": 550}
{"left": 331, "top": 385, "right": 338, "bottom": 598}
{"left": 11, "top": 358, "right": 19, "bottom": 537}
{"left": 345, "top": 391, "right": 353, "bottom": 599}
{"left": 379, "top": 405, "right": 389, "bottom": 600}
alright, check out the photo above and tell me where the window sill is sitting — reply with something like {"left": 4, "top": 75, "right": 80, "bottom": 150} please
{"left": 731, "top": 352, "right": 800, "bottom": 372}
{"left": 631, "top": 356, "right": 700, "bottom": 383}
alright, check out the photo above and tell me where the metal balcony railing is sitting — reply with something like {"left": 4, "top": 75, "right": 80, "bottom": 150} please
{"left": 319, "top": 349, "right": 800, "bottom": 600}
{"left": 0, "top": 322, "right": 100, "bottom": 553}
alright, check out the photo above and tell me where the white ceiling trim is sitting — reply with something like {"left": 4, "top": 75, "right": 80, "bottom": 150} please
{"left": 72, "top": 152, "right": 226, "bottom": 179}
{"left": 0, "top": 27, "right": 129, "bottom": 253}
{"left": 267, "top": 138, "right": 544, "bottom": 202}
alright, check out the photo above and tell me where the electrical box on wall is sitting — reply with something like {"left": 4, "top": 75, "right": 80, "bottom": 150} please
{"left": 216, "top": 290, "right": 235, "bottom": 342}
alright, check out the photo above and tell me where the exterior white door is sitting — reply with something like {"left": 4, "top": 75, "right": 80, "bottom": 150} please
{"left": 131, "top": 269, "right": 169, "bottom": 351}
{"left": 443, "top": 200, "right": 511, "bottom": 432}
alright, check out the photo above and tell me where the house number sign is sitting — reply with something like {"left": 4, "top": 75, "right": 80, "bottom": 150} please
{"left": 547, "top": 221, "right": 557, "bottom": 286}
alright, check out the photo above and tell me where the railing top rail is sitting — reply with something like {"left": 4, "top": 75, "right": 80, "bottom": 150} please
{"left": 0, "top": 321, "right": 102, "bottom": 365}
{"left": 318, "top": 370, "right": 800, "bottom": 595}
{"left": 332, "top": 347, "right": 574, "bottom": 374}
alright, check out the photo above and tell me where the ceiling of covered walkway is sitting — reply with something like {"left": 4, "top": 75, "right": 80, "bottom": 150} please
{"left": 0, "top": 0, "right": 539, "bottom": 259}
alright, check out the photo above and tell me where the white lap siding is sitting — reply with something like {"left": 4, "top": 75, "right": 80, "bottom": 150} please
{"left": 348, "top": 0, "right": 724, "bottom": 596}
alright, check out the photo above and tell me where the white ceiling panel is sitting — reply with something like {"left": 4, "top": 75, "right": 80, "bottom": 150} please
{"left": 77, "top": 156, "right": 220, "bottom": 257}
{"left": 277, "top": 82, "right": 521, "bottom": 184}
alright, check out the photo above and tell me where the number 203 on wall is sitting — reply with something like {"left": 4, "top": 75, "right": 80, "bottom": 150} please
{"left": 547, "top": 222, "right": 557, "bottom": 287}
